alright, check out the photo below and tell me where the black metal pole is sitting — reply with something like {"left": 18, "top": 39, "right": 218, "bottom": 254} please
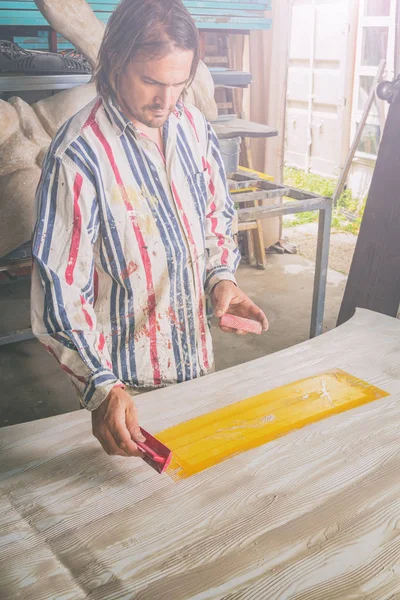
{"left": 337, "top": 76, "right": 400, "bottom": 326}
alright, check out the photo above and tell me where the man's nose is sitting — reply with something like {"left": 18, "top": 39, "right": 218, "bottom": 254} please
{"left": 155, "top": 87, "right": 173, "bottom": 109}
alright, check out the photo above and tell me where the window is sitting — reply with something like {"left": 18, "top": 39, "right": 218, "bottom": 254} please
{"left": 361, "top": 27, "right": 388, "bottom": 66}
{"left": 357, "top": 123, "right": 381, "bottom": 155}
{"left": 358, "top": 75, "right": 379, "bottom": 115}
{"left": 351, "top": 0, "right": 397, "bottom": 159}
{"left": 365, "top": 0, "right": 391, "bottom": 16}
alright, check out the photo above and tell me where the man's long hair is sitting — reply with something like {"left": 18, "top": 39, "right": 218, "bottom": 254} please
{"left": 95, "top": 0, "right": 200, "bottom": 99}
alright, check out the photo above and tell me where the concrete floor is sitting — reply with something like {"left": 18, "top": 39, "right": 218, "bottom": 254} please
{"left": 0, "top": 254, "right": 347, "bottom": 428}
{"left": 283, "top": 223, "right": 357, "bottom": 275}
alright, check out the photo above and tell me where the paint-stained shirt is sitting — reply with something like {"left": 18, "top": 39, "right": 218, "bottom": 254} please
{"left": 31, "top": 95, "right": 240, "bottom": 410}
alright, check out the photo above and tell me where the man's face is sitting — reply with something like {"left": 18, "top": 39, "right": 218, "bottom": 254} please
{"left": 117, "top": 46, "right": 194, "bottom": 128}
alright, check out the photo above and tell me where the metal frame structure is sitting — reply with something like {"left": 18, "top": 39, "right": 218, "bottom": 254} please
{"left": 229, "top": 174, "right": 333, "bottom": 338}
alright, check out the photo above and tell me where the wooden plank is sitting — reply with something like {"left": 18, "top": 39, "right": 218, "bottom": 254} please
{"left": 237, "top": 221, "right": 258, "bottom": 231}
{"left": 186, "top": 1, "right": 269, "bottom": 9}
{"left": 3, "top": 0, "right": 271, "bottom": 6}
{"left": 1, "top": 0, "right": 267, "bottom": 7}
{"left": 337, "top": 86, "right": 400, "bottom": 325}
{"left": 2, "top": 309, "right": 400, "bottom": 599}
{"left": 0, "top": 13, "right": 272, "bottom": 30}
{"left": 0, "top": 12, "right": 52, "bottom": 26}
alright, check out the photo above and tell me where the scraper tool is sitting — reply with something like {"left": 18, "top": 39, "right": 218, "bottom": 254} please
{"left": 137, "top": 427, "right": 172, "bottom": 474}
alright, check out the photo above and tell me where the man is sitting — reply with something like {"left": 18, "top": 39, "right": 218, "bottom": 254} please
{"left": 31, "top": 0, "right": 268, "bottom": 458}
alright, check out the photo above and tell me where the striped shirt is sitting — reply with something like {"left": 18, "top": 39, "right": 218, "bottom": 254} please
{"left": 31, "top": 95, "right": 240, "bottom": 410}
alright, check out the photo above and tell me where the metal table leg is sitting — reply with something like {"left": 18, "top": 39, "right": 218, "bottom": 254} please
{"left": 235, "top": 180, "right": 333, "bottom": 339}
{"left": 0, "top": 329, "right": 35, "bottom": 346}
{"left": 310, "top": 201, "right": 333, "bottom": 338}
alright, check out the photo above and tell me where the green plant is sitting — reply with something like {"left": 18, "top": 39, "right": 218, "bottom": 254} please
{"left": 283, "top": 168, "right": 367, "bottom": 234}
{"left": 284, "top": 212, "right": 318, "bottom": 227}
{"left": 284, "top": 167, "right": 336, "bottom": 198}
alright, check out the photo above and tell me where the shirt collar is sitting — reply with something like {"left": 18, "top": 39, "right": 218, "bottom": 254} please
{"left": 101, "top": 94, "right": 132, "bottom": 137}
{"left": 101, "top": 94, "right": 184, "bottom": 137}
{"left": 173, "top": 101, "right": 184, "bottom": 119}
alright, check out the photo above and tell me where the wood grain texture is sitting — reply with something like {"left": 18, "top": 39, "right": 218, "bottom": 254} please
{"left": 2, "top": 309, "right": 400, "bottom": 599}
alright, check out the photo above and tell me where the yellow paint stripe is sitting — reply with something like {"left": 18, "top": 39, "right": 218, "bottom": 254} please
{"left": 230, "top": 187, "right": 258, "bottom": 194}
{"left": 156, "top": 370, "right": 389, "bottom": 480}
{"left": 238, "top": 166, "right": 274, "bottom": 181}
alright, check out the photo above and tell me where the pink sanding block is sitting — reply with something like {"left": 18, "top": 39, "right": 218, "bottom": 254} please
{"left": 220, "top": 313, "right": 262, "bottom": 335}
{"left": 137, "top": 428, "right": 172, "bottom": 474}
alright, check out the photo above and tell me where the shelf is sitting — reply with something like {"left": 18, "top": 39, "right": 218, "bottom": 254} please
{"left": 0, "top": 70, "right": 252, "bottom": 92}
{"left": 209, "top": 69, "right": 252, "bottom": 88}
{"left": 212, "top": 117, "right": 278, "bottom": 139}
{"left": 0, "top": 73, "right": 91, "bottom": 91}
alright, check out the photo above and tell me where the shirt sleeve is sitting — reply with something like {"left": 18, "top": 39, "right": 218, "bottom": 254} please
{"left": 31, "top": 153, "right": 123, "bottom": 411}
{"left": 203, "top": 121, "right": 241, "bottom": 295}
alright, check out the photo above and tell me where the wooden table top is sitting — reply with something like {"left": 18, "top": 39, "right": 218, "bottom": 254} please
{"left": 1, "top": 309, "right": 400, "bottom": 600}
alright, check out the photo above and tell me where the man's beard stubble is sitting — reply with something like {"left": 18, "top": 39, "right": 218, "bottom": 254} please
{"left": 120, "top": 96, "right": 175, "bottom": 129}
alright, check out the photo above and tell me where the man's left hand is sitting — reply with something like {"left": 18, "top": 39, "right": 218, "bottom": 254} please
{"left": 211, "top": 280, "right": 269, "bottom": 335}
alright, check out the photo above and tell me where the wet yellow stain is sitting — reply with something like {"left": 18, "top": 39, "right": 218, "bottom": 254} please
{"left": 111, "top": 185, "right": 157, "bottom": 235}
{"left": 135, "top": 212, "right": 157, "bottom": 236}
{"left": 111, "top": 185, "right": 141, "bottom": 207}
{"left": 110, "top": 186, "right": 123, "bottom": 205}
{"left": 156, "top": 369, "right": 389, "bottom": 480}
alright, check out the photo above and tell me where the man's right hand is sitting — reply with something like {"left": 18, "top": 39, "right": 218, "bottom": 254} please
{"left": 92, "top": 386, "right": 146, "bottom": 457}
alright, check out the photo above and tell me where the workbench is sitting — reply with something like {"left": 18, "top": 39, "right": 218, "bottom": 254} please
{"left": 1, "top": 308, "right": 400, "bottom": 599}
